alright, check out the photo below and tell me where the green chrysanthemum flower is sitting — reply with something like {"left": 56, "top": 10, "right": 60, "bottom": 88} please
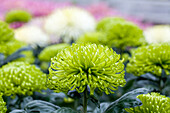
{"left": 97, "top": 17, "right": 145, "bottom": 49}
{"left": 0, "top": 21, "right": 14, "bottom": 43}
{"left": 96, "top": 17, "right": 125, "bottom": 31}
{"left": 38, "top": 43, "right": 70, "bottom": 62}
{"left": 0, "top": 40, "right": 34, "bottom": 63}
{"left": 48, "top": 43, "right": 126, "bottom": 95}
{"left": 5, "top": 10, "right": 32, "bottom": 23}
{"left": 125, "top": 92, "right": 170, "bottom": 113}
{"left": 0, "top": 62, "right": 46, "bottom": 96}
{"left": 76, "top": 32, "right": 108, "bottom": 46}
{"left": 126, "top": 43, "right": 170, "bottom": 76}
{"left": 0, "top": 93, "right": 7, "bottom": 113}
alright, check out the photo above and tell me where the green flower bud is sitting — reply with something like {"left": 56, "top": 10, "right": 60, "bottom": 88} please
{"left": 76, "top": 32, "right": 108, "bottom": 47}
{"left": 0, "top": 93, "right": 7, "bottom": 113}
{"left": 127, "top": 43, "right": 170, "bottom": 76}
{"left": 38, "top": 43, "right": 70, "bottom": 62}
{"left": 5, "top": 10, "right": 32, "bottom": 23}
{"left": 48, "top": 43, "right": 126, "bottom": 95}
{"left": 64, "top": 97, "right": 74, "bottom": 103}
{"left": 125, "top": 92, "right": 170, "bottom": 113}
{"left": 0, "top": 62, "right": 46, "bottom": 96}
{"left": 97, "top": 17, "right": 145, "bottom": 49}
{"left": 0, "top": 21, "right": 14, "bottom": 43}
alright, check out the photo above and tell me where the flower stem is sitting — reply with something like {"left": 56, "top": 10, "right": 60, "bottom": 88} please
{"left": 83, "top": 86, "right": 88, "bottom": 113}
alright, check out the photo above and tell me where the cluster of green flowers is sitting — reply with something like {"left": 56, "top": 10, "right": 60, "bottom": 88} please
{"left": 48, "top": 43, "right": 126, "bottom": 95}
{"left": 5, "top": 10, "right": 32, "bottom": 23}
{"left": 38, "top": 43, "right": 70, "bottom": 62}
{"left": 125, "top": 92, "right": 170, "bottom": 113}
{"left": 0, "top": 21, "right": 14, "bottom": 44}
{"left": 0, "top": 62, "right": 46, "bottom": 96}
{"left": 96, "top": 17, "right": 145, "bottom": 49}
{"left": 1, "top": 40, "right": 34, "bottom": 63}
{"left": 0, "top": 93, "right": 7, "bottom": 113}
{"left": 127, "top": 43, "right": 170, "bottom": 76}
{"left": 76, "top": 32, "right": 108, "bottom": 46}
{"left": 0, "top": 21, "right": 34, "bottom": 63}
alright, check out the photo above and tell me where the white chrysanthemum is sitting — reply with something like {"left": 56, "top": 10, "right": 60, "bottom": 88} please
{"left": 15, "top": 25, "right": 49, "bottom": 47}
{"left": 43, "top": 7, "right": 96, "bottom": 43}
{"left": 144, "top": 25, "right": 170, "bottom": 44}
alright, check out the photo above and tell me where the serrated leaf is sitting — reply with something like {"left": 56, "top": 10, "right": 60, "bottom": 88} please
{"left": 24, "top": 100, "right": 60, "bottom": 113}
{"left": 93, "top": 103, "right": 110, "bottom": 113}
{"left": 52, "top": 107, "right": 78, "bottom": 113}
{"left": 104, "top": 88, "right": 150, "bottom": 113}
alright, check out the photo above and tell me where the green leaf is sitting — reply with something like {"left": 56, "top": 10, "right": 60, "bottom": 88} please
{"left": 93, "top": 103, "right": 110, "bottom": 113}
{"left": 0, "top": 53, "right": 5, "bottom": 61}
{"left": 0, "top": 46, "right": 32, "bottom": 67}
{"left": 104, "top": 88, "right": 150, "bottom": 113}
{"left": 52, "top": 107, "right": 78, "bottom": 113}
{"left": 10, "top": 110, "right": 27, "bottom": 113}
{"left": 24, "top": 100, "right": 60, "bottom": 113}
{"left": 90, "top": 95, "right": 100, "bottom": 108}
{"left": 139, "top": 73, "right": 159, "bottom": 82}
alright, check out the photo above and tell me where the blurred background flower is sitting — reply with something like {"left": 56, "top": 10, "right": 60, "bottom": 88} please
{"left": 43, "top": 7, "right": 96, "bottom": 43}
{"left": 144, "top": 25, "right": 170, "bottom": 44}
{"left": 14, "top": 25, "right": 49, "bottom": 47}
{"left": 127, "top": 43, "right": 170, "bottom": 76}
{"left": 5, "top": 10, "right": 32, "bottom": 23}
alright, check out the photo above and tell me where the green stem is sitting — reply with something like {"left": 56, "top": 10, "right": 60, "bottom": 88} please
{"left": 83, "top": 87, "right": 88, "bottom": 113}
{"left": 74, "top": 99, "right": 78, "bottom": 110}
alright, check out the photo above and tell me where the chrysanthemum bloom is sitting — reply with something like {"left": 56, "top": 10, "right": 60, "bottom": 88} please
{"left": 0, "top": 93, "right": 7, "bottom": 113}
{"left": 38, "top": 43, "right": 70, "bottom": 62}
{"left": 0, "top": 21, "right": 34, "bottom": 63}
{"left": 0, "top": 40, "right": 35, "bottom": 63}
{"left": 97, "top": 17, "right": 145, "bottom": 49}
{"left": 144, "top": 25, "right": 170, "bottom": 44}
{"left": 76, "top": 32, "right": 108, "bottom": 46}
{"left": 0, "top": 62, "right": 46, "bottom": 96}
{"left": 125, "top": 92, "right": 170, "bottom": 113}
{"left": 0, "top": 20, "right": 14, "bottom": 44}
{"left": 48, "top": 43, "right": 126, "bottom": 95}
{"left": 14, "top": 25, "right": 49, "bottom": 47}
{"left": 43, "top": 7, "right": 96, "bottom": 43}
{"left": 5, "top": 10, "right": 32, "bottom": 23}
{"left": 126, "top": 43, "right": 170, "bottom": 76}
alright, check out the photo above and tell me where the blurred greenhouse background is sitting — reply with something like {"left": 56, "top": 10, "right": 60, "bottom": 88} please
{"left": 1, "top": 0, "right": 170, "bottom": 24}
{"left": 55, "top": 0, "right": 170, "bottom": 24}
{"left": 1, "top": 0, "right": 170, "bottom": 113}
